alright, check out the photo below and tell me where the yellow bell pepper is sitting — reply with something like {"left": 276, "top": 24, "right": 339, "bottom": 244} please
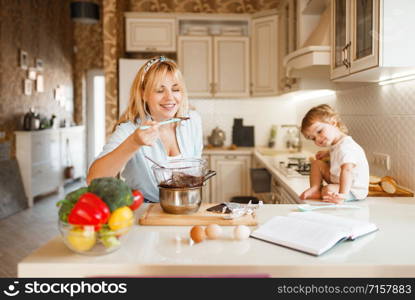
{"left": 108, "top": 206, "right": 134, "bottom": 231}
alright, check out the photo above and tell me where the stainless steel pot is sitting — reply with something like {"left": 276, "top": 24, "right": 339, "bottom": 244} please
{"left": 159, "top": 170, "right": 216, "bottom": 214}
{"left": 159, "top": 186, "right": 202, "bottom": 214}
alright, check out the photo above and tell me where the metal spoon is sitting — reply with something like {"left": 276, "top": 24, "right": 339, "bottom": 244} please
{"left": 144, "top": 155, "right": 166, "bottom": 169}
{"left": 139, "top": 117, "right": 190, "bottom": 130}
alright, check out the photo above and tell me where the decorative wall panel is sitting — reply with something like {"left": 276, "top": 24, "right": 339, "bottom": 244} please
{"left": 73, "top": 0, "right": 104, "bottom": 125}
{"left": 128, "top": 0, "right": 279, "bottom": 13}
{"left": 0, "top": 0, "right": 74, "bottom": 155}
{"left": 103, "top": 0, "right": 127, "bottom": 137}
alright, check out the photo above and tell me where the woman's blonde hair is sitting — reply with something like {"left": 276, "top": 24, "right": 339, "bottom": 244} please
{"left": 116, "top": 56, "right": 189, "bottom": 129}
{"left": 301, "top": 104, "right": 348, "bottom": 134}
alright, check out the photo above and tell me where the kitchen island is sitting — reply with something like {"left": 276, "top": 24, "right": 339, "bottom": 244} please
{"left": 18, "top": 197, "right": 415, "bottom": 278}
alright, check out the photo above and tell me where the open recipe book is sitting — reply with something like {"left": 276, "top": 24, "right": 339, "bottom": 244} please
{"left": 250, "top": 212, "right": 378, "bottom": 256}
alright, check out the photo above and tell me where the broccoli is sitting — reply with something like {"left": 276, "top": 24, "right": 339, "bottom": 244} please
{"left": 88, "top": 177, "right": 133, "bottom": 212}
{"left": 57, "top": 187, "right": 88, "bottom": 222}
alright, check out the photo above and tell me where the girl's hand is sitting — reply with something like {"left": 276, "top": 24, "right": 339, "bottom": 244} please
{"left": 322, "top": 191, "right": 346, "bottom": 204}
{"left": 133, "top": 120, "right": 160, "bottom": 147}
{"left": 316, "top": 150, "right": 330, "bottom": 161}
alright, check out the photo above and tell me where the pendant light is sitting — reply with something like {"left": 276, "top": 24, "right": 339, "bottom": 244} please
{"left": 70, "top": 1, "right": 100, "bottom": 24}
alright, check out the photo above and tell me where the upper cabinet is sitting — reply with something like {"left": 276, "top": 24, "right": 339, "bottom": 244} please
{"left": 178, "top": 35, "right": 250, "bottom": 98}
{"left": 251, "top": 15, "right": 279, "bottom": 96}
{"left": 123, "top": 12, "right": 279, "bottom": 97}
{"left": 331, "top": 0, "right": 378, "bottom": 79}
{"left": 331, "top": 0, "right": 415, "bottom": 82}
{"left": 214, "top": 36, "right": 250, "bottom": 97}
{"left": 125, "top": 15, "right": 176, "bottom": 52}
{"left": 177, "top": 15, "right": 251, "bottom": 98}
{"left": 177, "top": 36, "right": 213, "bottom": 97}
{"left": 278, "top": 0, "right": 298, "bottom": 92}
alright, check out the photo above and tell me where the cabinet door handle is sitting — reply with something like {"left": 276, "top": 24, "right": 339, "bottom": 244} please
{"left": 212, "top": 82, "right": 217, "bottom": 94}
{"left": 225, "top": 155, "right": 237, "bottom": 159}
{"left": 342, "top": 42, "right": 351, "bottom": 68}
{"left": 347, "top": 41, "right": 352, "bottom": 68}
{"left": 209, "top": 82, "right": 214, "bottom": 94}
{"left": 145, "top": 47, "right": 157, "bottom": 51}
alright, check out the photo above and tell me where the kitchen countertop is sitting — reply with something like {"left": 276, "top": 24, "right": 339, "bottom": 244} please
{"left": 18, "top": 197, "right": 415, "bottom": 278}
{"left": 254, "top": 148, "right": 313, "bottom": 201}
{"left": 203, "top": 146, "right": 254, "bottom": 155}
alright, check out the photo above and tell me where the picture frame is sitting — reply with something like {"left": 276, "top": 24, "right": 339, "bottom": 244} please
{"left": 35, "top": 58, "right": 44, "bottom": 71}
{"left": 20, "top": 50, "right": 28, "bottom": 70}
{"left": 36, "top": 75, "right": 44, "bottom": 92}
{"left": 28, "top": 68, "right": 37, "bottom": 80}
{"left": 24, "top": 79, "right": 32, "bottom": 95}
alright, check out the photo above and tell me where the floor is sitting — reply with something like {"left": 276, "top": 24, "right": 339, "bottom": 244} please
{"left": 0, "top": 179, "right": 84, "bottom": 278}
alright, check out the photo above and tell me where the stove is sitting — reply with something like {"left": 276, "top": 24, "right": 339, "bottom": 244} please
{"left": 275, "top": 157, "right": 311, "bottom": 177}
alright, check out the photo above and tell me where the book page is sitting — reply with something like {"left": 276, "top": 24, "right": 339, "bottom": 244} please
{"left": 251, "top": 216, "right": 350, "bottom": 255}
{"left": 288, "top": 212, "right": 378, "bottom": 239}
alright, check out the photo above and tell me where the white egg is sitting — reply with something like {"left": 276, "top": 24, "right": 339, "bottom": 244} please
{"left": 205, "top": 224, "right": 223, "bottom": 239}
{"left": 233, "top": 225, "right": 251, "bottom": 240}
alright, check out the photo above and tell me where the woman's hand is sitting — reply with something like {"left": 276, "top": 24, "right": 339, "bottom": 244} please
{"left": 316, "top": 150, "right": 330, "bottom": 161}
{"left": 133, "top": 120, "right": 160, "bottom": 147}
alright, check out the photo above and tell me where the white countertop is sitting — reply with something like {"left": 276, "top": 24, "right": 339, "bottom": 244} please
{"left": 254, "top": 148, "right": 313, "bottom": 200}
{"left": 203, "top": 146, "right": 254, "bottom": 155}
{"left": 18, "top": 197, "right": 415, "bottom": 278}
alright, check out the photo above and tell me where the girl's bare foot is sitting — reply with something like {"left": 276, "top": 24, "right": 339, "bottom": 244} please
{"left": 299, "top": 187, "right": 321, "bottom": 200}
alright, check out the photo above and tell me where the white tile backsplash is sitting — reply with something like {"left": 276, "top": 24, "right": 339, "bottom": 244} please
{"left": 190, "top": 96, "right": 298, "bottom": 148}
{"left": 297, "top": 79, "right": 415, "bottom": 191}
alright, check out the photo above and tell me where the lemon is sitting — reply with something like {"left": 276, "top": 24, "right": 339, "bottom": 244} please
{"left": 108, "top": 207, "right": 134, "bottom": 231}
{"left": 66, "top": 227, "right": 96, "bottom": 252}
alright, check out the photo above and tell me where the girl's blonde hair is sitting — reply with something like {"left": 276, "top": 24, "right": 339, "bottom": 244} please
{"left": 301, "top": 104, "right": 348, "bottom": 134}
{"left": 116, "top": 56, "right": 189, "bottom": 130}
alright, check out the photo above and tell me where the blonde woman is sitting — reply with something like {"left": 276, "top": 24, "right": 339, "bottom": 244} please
{"left": 299, "top": 104, "right": 369, "bottom": 203}
{"left": 87, "top": 56, "right": 203, "bottom": 203}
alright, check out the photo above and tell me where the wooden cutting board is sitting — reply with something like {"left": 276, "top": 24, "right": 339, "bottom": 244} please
{"left": 138, "top": 203, "right": 258, "bottom": 226}
{"left": 368, "top": 189, "right": 414, "bottom": 197}
{"left": 368, "top": 186, "right": 414, "bottom": 197}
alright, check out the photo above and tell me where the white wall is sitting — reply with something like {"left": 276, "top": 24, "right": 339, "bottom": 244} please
{"left": 190, "top": 96, "right": 298, "bottom": 149}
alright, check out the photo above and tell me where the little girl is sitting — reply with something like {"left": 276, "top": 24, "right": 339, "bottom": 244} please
{"left": 299, "top": 104, "right": 369, "bottom": 203}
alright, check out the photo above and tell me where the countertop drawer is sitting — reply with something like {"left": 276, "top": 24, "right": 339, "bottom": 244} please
{"left": 32, "top": 162, "right": 61, "bottom": 196}
{"left": 31, "top": 132, "right": 60, "bottom": 164}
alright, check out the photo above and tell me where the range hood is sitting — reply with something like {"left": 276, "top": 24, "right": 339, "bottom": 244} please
{"left": 283, "top": 6, "right": 330, "bottom": 78}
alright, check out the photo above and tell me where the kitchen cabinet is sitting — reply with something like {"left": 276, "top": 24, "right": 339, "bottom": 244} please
{"left": 209, "top": 154, "right": 252, "bottom": 203}
{"left": 271, "top": 176, "right": 298, "bottom": 204}
{"left": 278, "top": 0, "right": 298, "bottom": 92}
{"left": 331, "top": 0, "right": 415, "bottom": 82}
{"left": 331, "top": 0, "right": 378, "bottom": 79}
{"left": 251, "top": 14, "right": 279, "bottom": 96}
{"left": 177, "top": 36, "right": 213, "bottom": 98}
{"left": 15, "top": 126, "right": 86, "bottom": 207}
{"left": 15, "top": 130, "right": 62, "bottom": 207}
{"left": 178, "top": 36, "right": 250, "bottom": 98}
{"left": 125, "top": 16, "right": 176, "bottom": 52}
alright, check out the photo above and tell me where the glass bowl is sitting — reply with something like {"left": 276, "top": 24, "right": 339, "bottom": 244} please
{"left": 152, "top": 158, "right": 207, "bottom": 188}
{"left": 58, "top": 217, "right": 133, "bottom": 256}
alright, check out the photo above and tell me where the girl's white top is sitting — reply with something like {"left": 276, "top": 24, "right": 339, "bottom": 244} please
{"left": 329, "top": 136, "right": 369, "bottom": 199}
{"left": 95, "top": 110, "right": 203, "bottom": 202}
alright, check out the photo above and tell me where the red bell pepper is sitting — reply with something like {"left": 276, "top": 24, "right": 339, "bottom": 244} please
{"left": 130, "top": 190, "right": 144, "bottom": 211}
{"left": 68, "top": 192, "right": 110, "bottom": 231}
